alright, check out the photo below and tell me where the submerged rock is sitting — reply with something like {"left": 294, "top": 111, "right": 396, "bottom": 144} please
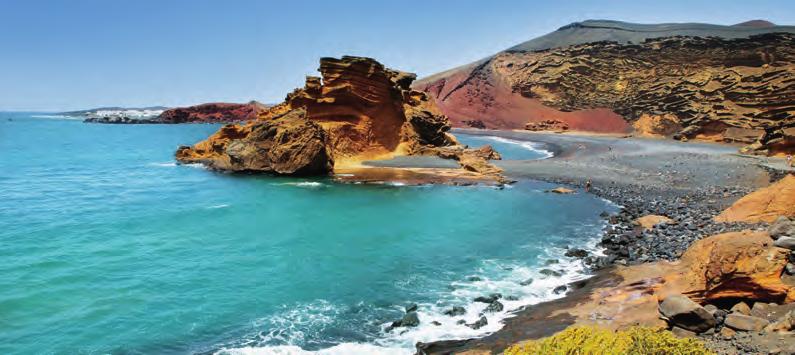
{"left": 484, "top": 301, "right": 504, "bottom": 313}
{"left": 466, "top": 316, "right": 488, "bottom": 330}
{"left": 444, "top": 306, "right": 466, "bottom": 317}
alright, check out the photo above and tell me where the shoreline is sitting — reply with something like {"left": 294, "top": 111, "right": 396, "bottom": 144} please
{"left": 414, "top": 128, "right": 789, "bottom": 354}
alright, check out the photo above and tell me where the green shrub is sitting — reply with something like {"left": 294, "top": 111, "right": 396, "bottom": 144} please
{"left": 504, "top": 326, "right": 714, "bottom": 355}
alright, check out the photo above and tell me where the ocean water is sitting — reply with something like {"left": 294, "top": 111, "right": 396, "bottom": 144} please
{"left": 0, "top": 113, "right": 616, "bottom": 354}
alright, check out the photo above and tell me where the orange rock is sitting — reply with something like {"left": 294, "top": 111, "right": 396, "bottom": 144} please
{"left": 714, "top": 175, "right": 795, "bottom": 223}
{"left": 176, "top": 56, "right": 459, "bottom": 175}
{"left": 635, "top": 215, "right": 674, "bottom": 230}
{"left": 632, "top": 114, "right": 682, "bottom": 137}
{"left": 666, "top": 230, "right": 793, "bottom": 304}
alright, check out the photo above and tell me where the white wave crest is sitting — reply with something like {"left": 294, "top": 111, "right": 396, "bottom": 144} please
{"left": 479, "top": 136, "right": 554, "bottom": 159}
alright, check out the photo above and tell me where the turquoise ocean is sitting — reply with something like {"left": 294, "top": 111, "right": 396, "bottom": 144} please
{"left": 0, "top": 113, "right": 616, "bottom": 354}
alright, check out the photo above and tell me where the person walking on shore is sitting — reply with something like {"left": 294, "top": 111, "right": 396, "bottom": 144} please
{"left": 585, "top": 178, "right": 592, "bottom": 192}
{"left": 787, "top": 154, "right": 793, "bottom": 168}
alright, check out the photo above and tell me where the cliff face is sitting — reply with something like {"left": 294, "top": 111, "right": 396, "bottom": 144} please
{"left": 415, "top": 20, "right": 795, "bottom": 155}
{"left": 158, "top": 101, "right": 268, "bottom": 123}
{"left": 176, "top": 56, "right": 466, "bottom": 176}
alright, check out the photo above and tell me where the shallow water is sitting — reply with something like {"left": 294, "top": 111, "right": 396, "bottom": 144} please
{"left": 0, "top": 113, "right": 616, "bottom": 354}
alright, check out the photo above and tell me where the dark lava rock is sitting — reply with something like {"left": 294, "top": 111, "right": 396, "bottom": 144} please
{"left": 564, "top": 248, "right": 589, "bottom": 258}
{"left": 553, "top": 285, "right": 568, "bottom": 295}
{"left": 540, "top": 269, "right": 563, "bottom": 277}
{"left": 444, "top": 306, "right": 466, "bottom": 317}
{"left": 484, "top": 301, "right": 504, "bottom": 313}
{"left": 474, "top": 293, "right": 502, "bottom": 303}
{"left": 467, "top": 316, "right": 488, "bottom": 330}
{"left": 405, "top": 303, "right": 418, "bottom": 313}
{"left": 519, "top": 278, "right": 534, "bottom": 286}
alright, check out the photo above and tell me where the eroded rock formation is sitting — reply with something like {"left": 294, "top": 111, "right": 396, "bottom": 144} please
{"left": 525, "top": 119, "right": 569, "bottom": 132}
{"left": 176, "top": 56, "right": 502, "bottom": 178}
{"left": 715, "top": 175, "right": 795, "bottom": 223}
{"left": 416, "top": 20, "right": 795, "bottom": 155}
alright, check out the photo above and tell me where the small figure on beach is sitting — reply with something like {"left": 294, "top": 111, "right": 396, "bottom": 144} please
{"left": 787, "top": 154, "right": 793, "bottom": 168}
{"left": 585, "top": 178, "right": 592, "bottom": 192}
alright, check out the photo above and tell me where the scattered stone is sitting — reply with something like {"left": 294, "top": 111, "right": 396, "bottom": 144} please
{"left": 704, "top": 304, "right": 719, "bottom": 314}
{"left": 467, "top": 276, "right": 483, "bottom": 282}
{"left": 443, "top": 306, "right": 466, "bottom": 317}
{"left": 553, "top": 285, "right": 568, "bottom": 295}
{"left": 564, "top": 248, "right": 589, "bottom": 258}
{"left": 473, "top": 294, "right": 501, "bottom": 303}
{"left": 635, "top": 215, "right": 675, "bottom": 231}
{"left": 545, "top": 259, "right": 559, "bottom": 265}
{"left": 466, "top": 316, "right": 488, "bottom": 330}
{"left": 671, "top": 326, "right": 696, "bottom": 338}
{"left": 405, "top": 303, "right": 418, "bottom": 313}
{"left": 731, "top": 302, "right": 751, "bottom": 316}
{"left": 769, "top": 216, "right": 794, "bottom": 240}
{"left": 774, "top": 236, "right": 795, "bottom": 250}
{"left": 764, "top": 310, "right": 795, "bottom": 333}
{"left": 484, "top": 301, "right": 504, "bottom": 313}
{"left": 539, "top": 269, "right": 563, "bottom": 277}
{"left": 519, "top": 278, "right": 534, "bottom": 286}
{"left": 751, "top": 302, "right": 771, "bottom": 319}
{"left": 724, "top": 313, "right": 770, "bottom": 332}
{"left": 504, "top": 295, "right": 519, "bottom": 301}
{"left": 720, "top": 326, "right": 736, "bottom": 339}
{"left": 658, "top": 294, "right": 717, "bottom": 333}
{"left": 456, "top": 319, "right": 466, "bottom": 325}
{"left": 430, "top": 321, "right": 442, "bottom": 326}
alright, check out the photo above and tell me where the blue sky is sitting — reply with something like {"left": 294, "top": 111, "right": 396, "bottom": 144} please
{"left": 1, "top": 0, "right": 793, "bottom": 111}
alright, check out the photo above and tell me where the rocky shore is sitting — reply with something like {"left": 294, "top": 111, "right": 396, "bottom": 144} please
{"left": 415, "top": 130, "right": 795, "bottom": 354}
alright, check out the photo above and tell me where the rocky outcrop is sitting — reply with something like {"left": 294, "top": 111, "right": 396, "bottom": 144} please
{"left": 415, "top": 20, "right": 795, "bottom": 155}
{"left": 525, "top": 119, "right": 569, "bottom": 132}
{"left": 175, "top": 108, "right": 332, "bottom": 175}
{"left": 462, "top": 120, "right": 486, "bottom": 129}
{"left": 715, "top": 175, "right": 795, "bottom": 223}
{"left": 159, "top": 101, "right": 268, "bottom": 123}
{"left": 176, "top": 56, "right": 502, "bottom": 178}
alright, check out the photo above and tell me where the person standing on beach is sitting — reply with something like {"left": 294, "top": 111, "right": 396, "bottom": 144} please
{"left": 787, "top": 154, "right": 793, "bottom": 168}
{"left": 585, "top": 178, "right": 592, "bottom": 192}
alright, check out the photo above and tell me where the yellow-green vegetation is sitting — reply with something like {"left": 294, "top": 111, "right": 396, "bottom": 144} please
{"left": 504, "top": 326, "right": 714, "bottom": 355}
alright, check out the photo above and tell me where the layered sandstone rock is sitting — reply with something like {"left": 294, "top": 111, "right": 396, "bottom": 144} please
{"left": 176, "top": 56, "right": 501, "bottom": 178}
{"left": 715, "top": 175, "right": 795, "bottom": 223}
{"left": 416, "top": 20, "right": 795, "bottom": 155}
{"left": 159, "top": 101, "right": 268, "bottom": 123}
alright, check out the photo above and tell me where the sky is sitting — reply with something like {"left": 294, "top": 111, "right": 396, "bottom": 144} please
{"left": 0, "top": 0, "right": 793, "bottom": 111}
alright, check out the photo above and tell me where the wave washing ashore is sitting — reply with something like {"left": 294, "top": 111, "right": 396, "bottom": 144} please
{"left": 0, "top": 113, "right": 617, "bottom": 354}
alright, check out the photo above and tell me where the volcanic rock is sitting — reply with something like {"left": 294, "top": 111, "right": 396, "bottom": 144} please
{"left": 159, "top": 101, "right": 268, "bottom": 123}
{"left": 658, "top": 294, "right": 716, "bottom": 333}
{"left": 176, "top": 56, "right": 474, "bottom": 176}
{"left": 715, "top": 175, "right": 795, "bottom": 223}
{"left": 724, "top": 313, "right": 770, "bottom": 332}
{"left": 415, "top": 20, "right": 795, "bottom": 155}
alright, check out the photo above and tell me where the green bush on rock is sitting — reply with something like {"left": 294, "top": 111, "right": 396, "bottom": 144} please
{"left": 504, "top": 326, "right": 714, "bottom": 355}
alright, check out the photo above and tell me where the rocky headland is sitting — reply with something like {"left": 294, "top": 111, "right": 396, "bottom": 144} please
{"left": 175, "top": 56, "right": 505, "bottom": 181}
{"left": 83, "top": 101, "right": 268, "bottom": 124}
{"left": 415, "top": 20, "right": 795, "bottom": 157}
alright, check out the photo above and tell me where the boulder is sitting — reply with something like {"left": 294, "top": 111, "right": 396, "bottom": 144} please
{"left": 405, "top": 303, "right": 418, "bottom": 313}
{"left": 635, "top": 215, "right": 674, "bottom": 231}
{"left": 730, "top": 302, "right": 751, "bottom": 315}
{"left": 443, "top": 306, "right": 466, "bottom": 317}
{"left": 715, "top": 175, "right": 795, "bottom": 223}
{"left": 467, "top": 316, "right": 488, "bottom": 330}
{"left": 720, "top": 326, "right": 736, "bottom": 339}
{"left": 553, "top": 285, "right": 568, "bottom": 295}
{"left": 724, "top": 313, "right": 770, "bottom": 332}
{"left": 390, "top": 311, "right": 420, "bottom": 329}
{"left": 484, "top": 301, "right": 504, "bottom": 313}
{"left": 670, "top": 326, "right": 696, "bottom": 338}
{"left": 658, "top": 294, "right": 717, "bottom": 333}
{"left": 670, "top": 231, "right": 793, "bottom": 304}
{"left": 764, "top": 309, "right": 795, "bottom": 333}
{"left": 474, "top": 294, "right": 502, "bottom": 304}
{"left": 564, "top": 248, "right": 589, "bottom": 258}
{"left": 769, "top": 216, "right": 794, "bottom": 240}
{"left": 774, "top": 236, "right": 795, "bottom": 250}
